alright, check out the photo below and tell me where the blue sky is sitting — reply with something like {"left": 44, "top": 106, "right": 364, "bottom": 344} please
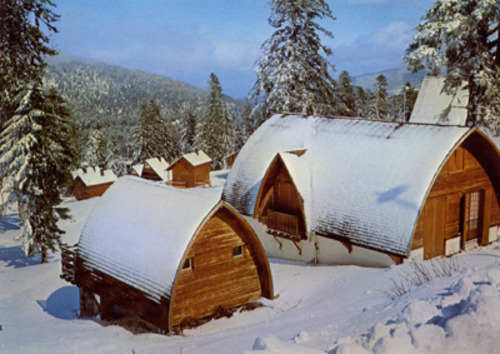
{"left": 48, "top": 0, "right": 435, "bottom": 98}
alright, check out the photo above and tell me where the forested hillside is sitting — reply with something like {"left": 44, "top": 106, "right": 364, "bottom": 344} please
{"left": 42, "top": 52, "right": 244, "bottom": 168}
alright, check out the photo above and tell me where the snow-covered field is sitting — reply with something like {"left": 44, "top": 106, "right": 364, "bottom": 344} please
{"left": 2, "top": 198, "right": 500, "bottom": 353}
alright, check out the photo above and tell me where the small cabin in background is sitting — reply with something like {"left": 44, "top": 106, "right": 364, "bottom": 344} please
{"left": 131, "top": 157, "right": 169, "bottom": 182}
{"left": 166, "top": 150, "right": 212, "bottom": 188}
{"left": 66, "top": 177, "right": 273, "bottom": 333}
{"left": 71, "top": 167, "right": 117, "bottom": 200}
{"left": 223, "top": 114, "right": 500, "bottom": 266}
{"left": 226, "top": 151, "right": 240, "bottom": 168}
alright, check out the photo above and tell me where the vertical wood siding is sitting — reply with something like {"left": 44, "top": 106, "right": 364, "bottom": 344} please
{"left": 412, "top": 145, "right": 500, "bottom": 258}
{"left": 171, "top": 159, "right": 210, "bottom": 188}
{"left": 169, "top": 208, "right": 263, "bottom": 327}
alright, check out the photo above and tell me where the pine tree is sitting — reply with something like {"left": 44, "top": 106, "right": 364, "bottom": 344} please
{"left": 0, "top": 84, "right": 76, "bottom": 263}
{"left": 135, "top": 99, "right": 179, "bottom": 163}
{"left": 84, "top": 129, "right": 106, "bottom": 168}
{"left": 337, "top": 71, "right": 357, "bottom": 117}
{"left": 374, "top": 74, "right": 390, "bottom": 121}
{"left": 0, "top": 0, "right": 59, "bottom": 124}
{"left": 251, "top": 0, "right": 337, "bottom": 119}
{"left": 105, "top": 135, "right": 127, "bottom": 177}
{"left": 197, "top": 73, "right": 235, "bottom": 169}
{"left": 404, "top": 0, "right": 500, "bottom": 129}
{"left": 179, "top": 105, "right": 198, "bottom": 154}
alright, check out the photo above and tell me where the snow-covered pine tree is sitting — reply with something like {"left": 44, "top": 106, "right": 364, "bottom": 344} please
{"left": 374, "top": 74, "right": 390, "bottom": 121}
{"left": 0, "top": 0, "right": 59, "bottom": 125}
{"left": 197, "top": 73, "right": 235, "bottom": 170}
{"left": 337, "top": 71, "right": 357, "bottom": 117}
{"left": 139, "top": 100, "right": 163, "bottom": 161}
{"left": 250, "top": 0, "right": 337, "bottom": 120}
{"left": 84, "top": 129, "right": 106, "bottom": 168}
{"left": 165, "top": 118, "right": 181, "bottom": 162}
{"left": 179, "top": 104, "right": 198, "bottom": 154}
{"left": 404, "top": 0, "right": 500, "bottom": 130}
{"left": 0, "top": 84, "right": 76, "bottom": 263}
{"left": 105, "top": 135, "right": 127, "bottom": 177}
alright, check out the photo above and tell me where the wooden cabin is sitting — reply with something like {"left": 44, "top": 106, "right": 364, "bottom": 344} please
{"left": 71, "top": 167, "right": 117, "bottom": 200}
{"left": 131, "top": 157, "right": 169, "bottom": 182}
{"left": 222, "top": 114, "right": 500, "bottom": 266}
{"left": 166, "top": 150, "right": 212, "bottom": 188}
{"left": 68, "top": 177, "right": 273, "bottom": 332}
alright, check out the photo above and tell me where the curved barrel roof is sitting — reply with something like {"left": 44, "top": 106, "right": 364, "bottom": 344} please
{"left": 78, "top": 177, "right": 222, "bottom": 302}
{"left": 223, "top": 114, "right": 472, "bottom": 256}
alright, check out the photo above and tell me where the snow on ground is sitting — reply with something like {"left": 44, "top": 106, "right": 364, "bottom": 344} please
{"left": 1, "top": 198, "right": 500, "bottom": 353}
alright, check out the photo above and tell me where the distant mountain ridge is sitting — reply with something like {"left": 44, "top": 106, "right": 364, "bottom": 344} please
{"left": 44, "top": 52, "right": 244, "bottom": 127}
{"left": 353, "top": 67, "right": 428, "bottom": 94}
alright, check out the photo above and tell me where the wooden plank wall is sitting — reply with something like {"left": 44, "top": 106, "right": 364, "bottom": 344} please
{"left": 74, "top": 180, "right": 113, "bottom": 200}
{"left": 171, "top": 158, "right": 193, "bottom": 186}
{"left": 255, "top": 157, "right": 306, "bottom": 236}
{"left": 169, "top": 208, "right": 263, "bottom": 327}
{"left": 412, "top": 146, "right": 500, "bottom": 257}
{"left": 193, "top": 163, "right": 210, "bottom": 186}
{"left": 171, "top": 159, "right": 211, "bottom": 188}
{"left": 75, "top": 257, "right": 171, "bottom": 330}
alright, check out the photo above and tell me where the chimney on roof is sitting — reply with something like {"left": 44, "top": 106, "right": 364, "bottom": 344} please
{"left": 93, "top": 166, "right": 96, "bottom": 173}
{"left": 196, "top": 149, "right": 200, "bottom": 155}
{"left": 100, "top": 168, "right": 104, "bottom": 176}
{"left": 82, "top": 167, "right": 87, "bottom": 173}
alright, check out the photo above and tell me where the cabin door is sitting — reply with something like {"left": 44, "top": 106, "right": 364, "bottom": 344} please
{"left": 462, "top": 190, "right": 486, "bottom": 248}
{"left": 423, "top": 196, "right": 446, "bottom": 260}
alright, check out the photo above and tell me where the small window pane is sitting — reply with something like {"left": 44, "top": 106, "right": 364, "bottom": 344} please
{"left": 233, "top": 245, "right": 243, "bottom": 257}
{"left": 182, "top": 257, "right": 192, "bottom": 269}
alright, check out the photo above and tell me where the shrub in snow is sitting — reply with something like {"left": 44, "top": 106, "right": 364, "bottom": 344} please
{"left": 382, "top": 257, "right": 459, "bottom": 300}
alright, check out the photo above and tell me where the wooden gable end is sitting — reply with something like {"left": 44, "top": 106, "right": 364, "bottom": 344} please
{"left": 168, "top": 158, "right": 211, "bottom": 188}
{"left": 411, "top": 130, "right": 500, "bottom": 260}
{"left": 254, "top": 154, "right": 307, "bottom": 241}
{"left": 169, "top": 203, "right": 273, "bottom": 330}
{"left": 142, "top": 162, "right": 162, "bottom": 181}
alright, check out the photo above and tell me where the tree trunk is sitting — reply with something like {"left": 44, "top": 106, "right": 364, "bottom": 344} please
{"left": 41, "top": 248, "right": 48, "bottom": 264}
{"left": 79, "top": 287, "right": 99, "bottom": 318}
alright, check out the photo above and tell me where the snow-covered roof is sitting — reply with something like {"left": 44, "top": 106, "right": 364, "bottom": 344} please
{"left": 131, "top": 164, "right": 144, "bottom": 176}
{"left": 145, "top": 157, "right": 169, "bottom": 181}
{"left": 71, "top": 167, "right": 117, "bottom": 187}
{"left": 223, "top": 114, "right": 472, "bottom": 257}
{"left": 410, "top": 76, "right": 469, "bottom": 125}
{"left": 78, "top": 176, "right": 223, "bottom": 302}
{"left": 167, "top": 150, "right": 212, "bottom": 170}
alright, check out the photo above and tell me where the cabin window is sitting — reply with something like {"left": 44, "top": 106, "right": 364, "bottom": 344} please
{"left": 448, "top": 148, "right": 464, "bottom": 174}
{"left": 182, "top": 257, "right": 192, "bottom": 270}
{"left": 233, "top": 245, "right": 243, "bottom": 258}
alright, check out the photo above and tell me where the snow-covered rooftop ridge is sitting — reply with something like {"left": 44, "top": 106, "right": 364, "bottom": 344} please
{"left": 168, "top": 150, "right": 212, "bottom": 169}
{"left": 223, "top": 114, "right": 471, "bottom": 256}
{"left": 410, "top": 76, "right": 469, "bottom": 126}
{"left": 145, "top": 157, "right": 169, "bottom": 181}
{"left": 71, "top": 167, "right": 117, "bottom": 186}
{"left": 78, "top": 176, "right": 223, "bottom": 302}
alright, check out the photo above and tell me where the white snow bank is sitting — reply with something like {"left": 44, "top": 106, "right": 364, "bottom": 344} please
{"left": 330, "top": 267, "right": 500, "bottom": 354}
{"left": 243, "top": 334, "right": 326, "bottom": 354}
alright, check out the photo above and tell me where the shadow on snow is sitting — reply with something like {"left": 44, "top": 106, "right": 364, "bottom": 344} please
{"left": 0, "top": 213, "right": 21, "bottom": 233}
{"left": 0, "top": 246, "right": 42, "bottom": 268}
{"left": 37, "top": 286, "right": 79, "bottom": 320}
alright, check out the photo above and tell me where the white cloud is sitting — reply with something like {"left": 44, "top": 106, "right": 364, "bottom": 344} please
{"left": 333, "top": 21, "right": 414, "bottom": 76}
